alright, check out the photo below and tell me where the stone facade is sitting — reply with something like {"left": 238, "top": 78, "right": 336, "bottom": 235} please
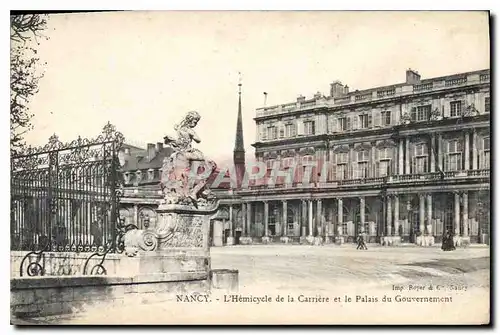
{"left": 120, "top": 68, "right": 490, "bottom": 247}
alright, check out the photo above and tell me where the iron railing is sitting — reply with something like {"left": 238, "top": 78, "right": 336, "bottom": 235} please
{"left": 11, "top": 123, "right": 125, "bottom": 276}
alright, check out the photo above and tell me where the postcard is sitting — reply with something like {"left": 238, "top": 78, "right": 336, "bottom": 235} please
{"left": 10, "top": 10, "right": 490, "bottom": 325}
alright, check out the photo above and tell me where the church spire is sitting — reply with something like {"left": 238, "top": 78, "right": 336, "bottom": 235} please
{"left": 233, "top": 73, "right": 246, "bottom": 188}
{"left": 233, "top": 73, "right": 245, "bottom": 162}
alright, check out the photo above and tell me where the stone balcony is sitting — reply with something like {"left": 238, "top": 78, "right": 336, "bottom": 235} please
{"left": 244, "top": 169, "right": 490, "bottom": 192}
{"left": 255, "top": 70, "right": 490, "bottom": 118}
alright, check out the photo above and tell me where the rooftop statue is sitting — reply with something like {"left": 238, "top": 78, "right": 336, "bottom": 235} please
{"left": 160, "top": 111, "right": 217, "bottom": 209}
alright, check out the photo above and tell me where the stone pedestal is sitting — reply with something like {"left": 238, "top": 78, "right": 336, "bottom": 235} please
{"left": 380, "top": 236, "right": 401, "bottom": 247}
{"left": 335, "top": 236, "right": 344, "bottom": 245}
{"left": 239, "top": 237, "right": 253, "bottom": 245}
{"left": 381, "top": 236, "right": 401, "bottom": 246}
{"left": 226, "top": 237, "right": 235, "bottom": 246}
{"left": 261, "top": 236, "right": 272, "bottom": 244}
{"left": 416, "top": 235, "right": 435, "bottom": 247}
{"left": 280, "top": 236, "right": 291, "bottom": 244}
{"left": 123, "top": 203, "right": 217, "bottom": 278}
{"left": 453, "top": 236, "right": 470, "bottom": 247}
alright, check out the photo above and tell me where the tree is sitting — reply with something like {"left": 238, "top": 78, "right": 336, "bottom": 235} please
{"left": 10, "top": 14, "right": 48, "bottom": 155}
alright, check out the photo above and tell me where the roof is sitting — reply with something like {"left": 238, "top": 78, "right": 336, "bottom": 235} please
{"left": 121, "top": 146, "right": 173, "bottom": 172}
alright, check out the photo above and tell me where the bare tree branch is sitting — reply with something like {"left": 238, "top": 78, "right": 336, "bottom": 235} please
{"left": 10, "top": 14, "right": 48, "bottom": 155}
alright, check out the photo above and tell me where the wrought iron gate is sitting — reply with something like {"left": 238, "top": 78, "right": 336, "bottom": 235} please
{"left": 11, "top": 123, "right": 124, "bottom": 257}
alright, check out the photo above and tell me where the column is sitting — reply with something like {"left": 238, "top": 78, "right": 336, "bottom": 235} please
{"left": 437, "top": 133, "right": 443, "bottom": 172}
{"left": 386, "top": 196, "right": 392, "bottom": 236}
{"left": 263, "top": 201, "right": 269, "bottom": 237}
{"left": 228, "top": 205, "right": 233, "bottom": 237}
{"left": 329, "top": 201, "right": 335, "bottom": 236}
{"left": 464, "top": 132, "right": 470, "bottom": 170}
{"left": 426, "top": 194, "right": 432, "bottom": 235}
{"left": 430, "top": 133, "right": 436, "bottom": 172}
{"left": 308, "top": 200, "right": 313, "bottom": 236}
{"left": 282, "top": 200, "right": 288, "bottom": 236}
{"left": 398, "top": 139, "right": 404, "bottom": 175}
{"left": 360, "top": 197, "right": 365, "bottom": 234}
{"left": 133, "top": 204, "right": 139, "bottom": 226}
{"left": 246, "top": 202, "right": 252, "bottom": 236}
{"left": 242, "top": 203, "right": 247, "bottom": 236}
{"left": 371, "top": 143, "right": 376, "bottom": 178}
{"left": 419, "top": 194, "right": 425, "bottom": 234}
{"left": 462, "top": 192, "right": 469, "bottom": 237}
{"left": 394, "top": 195, "right": 400, "bottom": 236}
{"left": 472, "top": 129, "right": 478, "bottom": 170}
{"left": 337, "top": 198, "right": 343, "bottom": 236}
{"left": 301, "top": 200, "right": 307, "bottom": 237}
{"left": 317, "top": 199, "right": 323, "bottom": 237}
{"left": 405, "top": 137, "right": 410, "bottom": 174}
{"left": 454, "top": 192, "right": 460, "bottom": 236}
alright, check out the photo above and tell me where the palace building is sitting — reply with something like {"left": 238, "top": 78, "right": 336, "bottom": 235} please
{"left": 120, "top": 67, "right": 491, "bottom": 247}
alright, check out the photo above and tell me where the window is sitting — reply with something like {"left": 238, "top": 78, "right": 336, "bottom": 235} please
{"left": 381, "top": 111, "right": 391, "bottom": 126}
{"left": 267, "top": 126, "right": 278, "bottom": 140}
{"left": 483, "top": 137, "right": 490, "bottom": 169}
{"left": 304, "top": 121, "right": 316, "bottom": 136}
{"left": 279, "top": 127, "right": 285, "bottom": 138}
{"left": 283, "top": 157, "right": 294, "bottom": 169}
{"left": 266, "top": 159, "right": 276, "bottom": 170}
{"left": 414, "top": 143, "right": 428, "bottom": 174}
{"left": 336, "top": 152, "right": 348, "bottom": 180}
{"left": 285, "top": 123, "right": 296, "bottom": 137}
{"left": 359, "top": 114, "right": 371, "bottom": 128}
{"left": 445, "top": 139, "right": 462, "bottom": 171}
{"left": 485, "top": 97, "right": 490, "bottom": 113}
{"left": 378, "top": 148, "right": 391, "bottom": 177}
{"left": 450, "top": 101, "right": 463, "bottom": 117}
{"left": 338, "top": 117, "right": 348, "bottom": 131}
{"left": 411, "top": 105, "right": 431, "bottom": 121}
{"left": 356, "top": 150, "right": 369, "bottom": 179}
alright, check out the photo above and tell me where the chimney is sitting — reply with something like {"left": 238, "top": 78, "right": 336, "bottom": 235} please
{"left": 147, "top": 143, "right": 155, "bottom": 161}
{"left": 330, "top": 81, "right": 345, "bottom": 98}
{"left": 156, "top": 142, "right": 163, "bottom": 153}
{"left": 406, "top": 68, "right": 421, "bottom": 84}
{"left": 344, "top": 85, "right": 349, "bottom": 94}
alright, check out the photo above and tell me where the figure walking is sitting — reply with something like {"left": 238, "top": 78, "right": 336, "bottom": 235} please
{"left": 356, "top": 233, "right": 368, "bottom": 250}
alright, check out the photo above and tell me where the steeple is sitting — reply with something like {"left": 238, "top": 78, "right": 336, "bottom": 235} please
{"left": 233, "top": 74, "right": 246, "bottom": 188}
{"left": 233, "top": 74, "right": 245, "bottom": 164}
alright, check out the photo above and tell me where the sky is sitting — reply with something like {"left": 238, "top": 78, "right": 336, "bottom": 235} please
{"left": 23, "top": 11, "right": 490, "bottom": 163}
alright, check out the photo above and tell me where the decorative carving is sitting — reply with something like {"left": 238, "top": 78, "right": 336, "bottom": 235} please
{"left": 333, "top": 145, "right": 350, "bottom": 153}
{"left": 354, "top": 142, "right": 372, "bottom": 152}
{"left": 160, "top": 111, "right": 217, "bottom": 209}
{"left": 400, "top": 112, "right": 412, "bottom": 125}
{"left": 376, "top": 139, "right": 396, "bottom": 148}
{"left": 12, "top": 122, "right": 124, "bottom": 172}
{"left": 123, "top": 213, "right": 206, "bottom": 255}
{"left": 281, "top": 149, "right": 296, "bottom": 158}
{"left": 463, "top": 103, "right": 479, "bottom": 117}
{"left": 299, "top": 147, "right": 315, "bottom": 155}
{"left": 429, "top": 107, "right": 441, "bottom": 121}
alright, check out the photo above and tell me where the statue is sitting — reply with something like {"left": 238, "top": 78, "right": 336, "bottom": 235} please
{"left": 160, "top": 111, "right": 217, "bottom": 209}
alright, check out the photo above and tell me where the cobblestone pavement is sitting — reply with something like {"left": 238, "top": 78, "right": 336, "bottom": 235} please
{"left": 15, "top": 244, "right": 490, "bottom": 325}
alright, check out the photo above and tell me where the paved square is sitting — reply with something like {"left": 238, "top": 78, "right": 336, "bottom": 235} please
{"left": 211, "top": 244, "right": 490, "bottom": 294}
{"left": 19, "top": 244, "right": 490, "bottom": 325}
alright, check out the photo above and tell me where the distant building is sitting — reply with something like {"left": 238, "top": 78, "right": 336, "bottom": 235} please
{"left": 120, "top": 68, "right": 490, "bottom": 247}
